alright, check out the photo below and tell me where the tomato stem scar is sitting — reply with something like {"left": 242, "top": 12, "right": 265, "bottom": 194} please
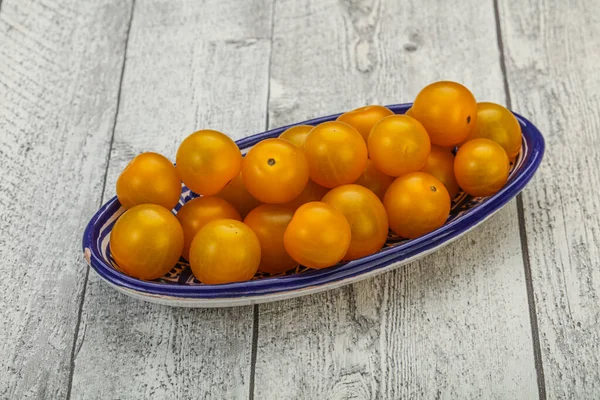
{"left": 430, "top": 186, "right": 437, "bottom": 192}
{"left": 267, "top": 158, "right": 276, "bottom": 166}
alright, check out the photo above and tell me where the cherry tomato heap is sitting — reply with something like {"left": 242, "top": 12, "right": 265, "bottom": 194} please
{"left": 110, "top": 80, "right": 520, "bottom": 283}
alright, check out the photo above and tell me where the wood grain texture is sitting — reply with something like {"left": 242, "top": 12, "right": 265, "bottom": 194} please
{"left": 254, "top": 1, "right": 539, "bottom": 398}
{"left": 498, "top": 0, "right": 600, "bottom": 397}
{"left": 0, "top": 0, "right": 132, "bottom": 398}
{"left": 69, "top": 0, "right": 273, "bottom": 399}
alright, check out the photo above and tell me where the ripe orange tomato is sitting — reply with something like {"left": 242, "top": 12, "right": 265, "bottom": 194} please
{"left": 110, "top": 204, "right": 184, "bottom": 280}
{"left": 176, "top": 197, "right": 241, "bottom": 260}
{"left": 410, "top": 81, "right": 477, "bottom": 147}
{"left": 242, "top": 138, "right": 309, "bottom": 204}
{"left": 244, "top": 204, "right": 297, "bottom": 273}
{"left": 322, "top": 185, "right": 388, "bottom": 260}
{"left": 189, "top": 219, "right": 261, "bottom": 284}
{"left": 216, "top": 172, "right": 262, "bottom": 218}
{"left": 176, "top": 130, "right": 242, "bottom": 196}
{"left": 466, "top": 102, "right": 522, "bottom": 159}
{"left": 353, "top": 159, "right": 394, "bottom": 201}
{"left": 283, "top": 179, "right": 329, "bottom": 210}
{"left": 303, "top": 121, "right": 368, "bottom": 188}
{"left": 336, "top": 105, "right": 394, "bottom": 142}
{"left": 384, "top": 172, "right": 450, "bottom": 239}
{"left": 116, "top": 152, "right": 181, "bottom": 210}
{"left": 283, "top": 202, "right": 351, "bottom": 269}
{"left": 368, "top": 115, "right": 431, "bottom": 177}
{"left": 420, "top": 146, "right": 460, "bottom": 199}
{"left": 279, "top": 125, "right": 314, "bottom": 148}
{"left": 454, "top": 138, "right": 509, "bottom": 197}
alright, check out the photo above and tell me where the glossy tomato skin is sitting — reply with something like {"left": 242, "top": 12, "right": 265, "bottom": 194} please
{"left": 176, "top": 130, "right": 242, "bottom": 196}
{"left": 336, "top": 105, "right": 394, "bottom": 142}
{"left": 353, "top": 159, "right": 394, "bottom": 201}
{"left": 279, "top": 125, "right": 314, "bottom": 148}
{"left": 420, "top": 146, "right": 460, "bottom": 199}
{"left": 384, "top": 172, "right": 451, "bottom": 239}
{"left": 304, "top": 121, "right": 368, "bottom": 188}
{"left": 283, "top": 201, "right": 351, "bottom": 269}
{"left": 116, "top": 152, "right": 181, "bottom": 210}
{"left": 242, "top": 138, "right": 309, "bottom": 204}
{"left": 368, "top": 115, "right": 431, "bottom": 177}
{"left": 216, "top": 172, "right": 262, "bottom": 218}
{"left": 454, "top": 138, "right": 509, "bottom": 197}
{"left": 466, "top": 102, "right": 522, "bottom": 159}
{"left": 322, "top": 184, "right": 388, "bottom": 260}
{"left": 283, "top": 179, "right": 329, "bottom": 210}
{"left": 110, "top": 204, "right": 184, "bottom": 280}
{"left": 189, "top": 219, "right": 261, "bottom": 284}
{"left": 411, "top": 81, "right": 477, "bottom": 147}
{"left": 244, "top": 204, "right": 297, "bottom": 273}
{"left": 176, "top": 197, "right": 241, "bottom": 260}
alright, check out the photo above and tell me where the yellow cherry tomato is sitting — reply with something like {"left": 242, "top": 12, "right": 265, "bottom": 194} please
{"left": 176, "top": 197, "right": 241, "bottom": 260}
{"left": 384, "top": 172, "right": 451, "bottom": 239}
{"left": 279, "top": 125, "right": 314, "bottom": 148}
{"left": 454, "top": 138, "right": 510, "bottom": 197}
{"left": 110, "top": 204, "right": 184, "bottom": 280}
{"left": 283, "top": 202, "right": 351, "bottom": 269}
{"left": 466, "top": 102, "right": 522, "bottom": 159}
{"left": 189, "top": 219, "right": 261, "bottom": 284}
{"left": 368, "top": 115, "right": 431, "bottom": 177}
{"left": 336, "top": 105, "right": 394, "bottom": 142}
{"left": 303, "top": 121, "right": 368, "bottom": 188}
{"left": 244, "top": 204, "right": 297, "bottom": 273}
{"left": 242, "top": 138, "right": 310, "bottom": 204}
{"left": 353, "top": 159, "right": 394, "bottom": 201}
{"left": 420, "top": 146, "right": 460, "bottom": 199}
{"left": 116, "top": 152, "right": 181, "bottom": 210}
{"left": 216, "top": 172, "right": 262, "bottom": 218}
{"left": 176, "top": 130, "right": 242, "bottom": 196}
{"left": 410, "top": 81, "right": 477, "bottom": 147}
{"left": 322, "top": 184, "right": 389, "bottom": 260}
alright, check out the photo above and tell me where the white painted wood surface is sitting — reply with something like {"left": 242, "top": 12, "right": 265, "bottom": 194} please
{"left": 69, "top": 0, "right": 272, "bottom": 399}
{"left": 254, "top": 0, "right": 538, "bottom": 399}
{"left": 498, "top": 0, "right": 600, "bottom": 397}
{"left": 0, "top": 0, "right": 131, "bottom": 398}
{"left": 1, "top": 0, "right": 599, "bottom": 398}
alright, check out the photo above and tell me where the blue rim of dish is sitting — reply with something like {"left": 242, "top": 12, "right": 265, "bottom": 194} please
{"left": 82, "top": 103, "right": 545, "bottom": 299}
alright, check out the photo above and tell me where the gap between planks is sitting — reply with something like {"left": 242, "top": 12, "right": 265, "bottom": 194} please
{"left": 249, "top": 1, "right": 277, "bottom": 399}
{"left": 492, "top": 0, "right": 546, "bottom": 398}
{"left": 65, "top": 1, "right": 137, "bottom": 399}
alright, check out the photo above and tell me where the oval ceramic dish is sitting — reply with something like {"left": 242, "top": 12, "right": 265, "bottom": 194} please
{"left": 82, "top": 103, "right": 545, "bottom": 307}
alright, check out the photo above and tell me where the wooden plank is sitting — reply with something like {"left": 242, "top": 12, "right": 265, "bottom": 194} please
{"left": 498, "top": 0, "right": 600, "bottom": 397}
{"left": 254, "top": 0, "right": 540, "bottom": 398}
{"left": 0, "top": 0, "right": 132, "bottom": 398}
{"left": 69, "top": 0, "right": 273, "bottom": 398}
